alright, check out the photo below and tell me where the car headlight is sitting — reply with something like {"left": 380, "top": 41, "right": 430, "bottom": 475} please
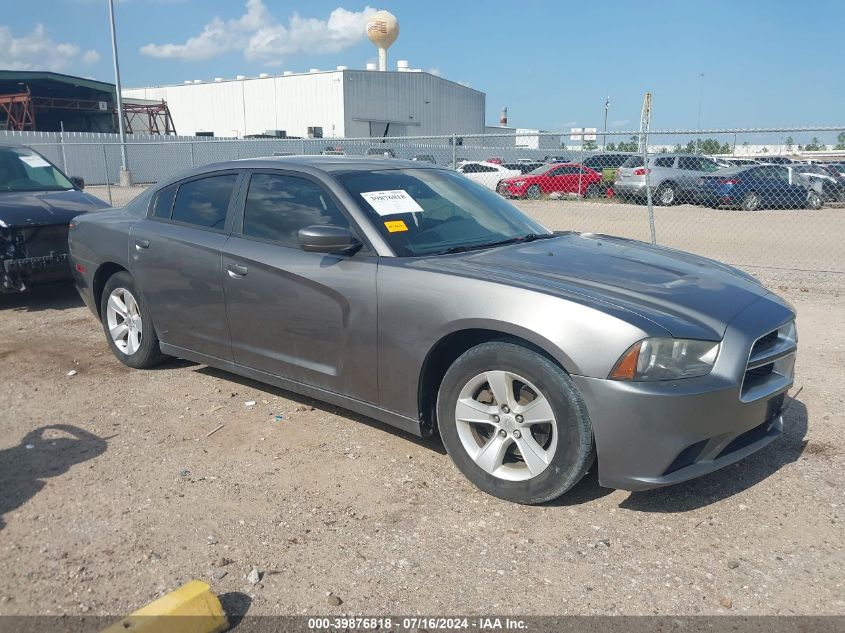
{"left": 513, "top": 180, "right": 526, "bottom": 186}
{"left": 609, "top": 338, "right": 720, "bottom": 381}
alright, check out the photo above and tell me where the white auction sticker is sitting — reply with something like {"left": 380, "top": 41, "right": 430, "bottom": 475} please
{"left": 19, "top": 155, "right": 51, "bottom": 168}
{"left": 360, "top": 190, "right": 424, "bottom": 216}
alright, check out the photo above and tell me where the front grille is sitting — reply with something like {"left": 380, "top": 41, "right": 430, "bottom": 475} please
{"left": 716, "top": 419, "right": 773, "bottom": 459}
{"left": 740, "top": 322, "right": 796, "bottom": 402}
{"left": 744, "top": 362, "right": 774, "bottom": 385}
{"left": 662, "top": 439, "right": 709, "bottom": 476}
{"left": 717, "top": 393, "right": 784, "bottom": 458}
{"left": 751, "top": 330, "right": 778, "bottom": 356}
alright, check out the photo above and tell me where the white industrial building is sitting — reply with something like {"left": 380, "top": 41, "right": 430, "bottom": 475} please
{"left": 123, "top": 64, "right": 486, "bottom": 139}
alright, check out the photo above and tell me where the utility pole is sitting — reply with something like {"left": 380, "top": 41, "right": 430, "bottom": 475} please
{"left": 108, "top": 0, "right": 131, "bottom": 186}
{"left": 695, "top": 73, "right": 704, "bottom": 154}
{"left": 602, "top": 96, "right": 609, "bottom": 150}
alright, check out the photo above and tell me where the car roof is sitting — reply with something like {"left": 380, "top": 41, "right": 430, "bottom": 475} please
{"left": 217, "top": 155, "right": 440, "bottom": 173}
{"left": 148, "top": 155, "right": 443, "bottom": 190}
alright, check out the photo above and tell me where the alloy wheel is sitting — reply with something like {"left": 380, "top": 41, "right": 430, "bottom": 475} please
{"left": 454, "top": 370, "right": 557, "bottom": 481}
{"left": 659, "top": 185, "right": 675, "bottom": 205}
{"left": 743, "top": 192, "right": 760, "bottom": 211}
{"left": 106, "top": 287, "right": 143, "bottom": 355}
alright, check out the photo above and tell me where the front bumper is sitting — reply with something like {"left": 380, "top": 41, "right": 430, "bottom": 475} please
{"left": 497, "top": 182, "right": 529, "bottom": 197}
{"left": 574, "top": 294, "right": 796, "bottom": 491}
{"left": 1, "top": 224, "right": 73, "bottom": 291}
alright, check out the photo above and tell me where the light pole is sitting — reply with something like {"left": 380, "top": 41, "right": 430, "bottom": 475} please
{"left": 108, "top": 0, "right": 131, "bottom": 186}
{"left": 695, "top": 73, "right": 704, "bottom": 154}
{"left": 602, "top": 96, "right": 609, "bottom": 150}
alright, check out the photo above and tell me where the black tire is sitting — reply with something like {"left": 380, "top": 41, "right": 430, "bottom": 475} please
{"left": 806, "top": 190, "right": 823, "bottom": 210}
{"left": 584, "top": 183, "right": 602, "bottom": 199}
{"left": 655, "top": 182, "right": 676, "bottom": 206}
{"left": 525, "top": 184, "right": 542, "bottom": 200}
{"left": 741, "top": 191, "right": 761, "bottom": 211}
{"left": 100, "top": 271, "right": 167, "bottom": 369}
{"left": 436, "top": 341, "right": 594, "bottom": 504}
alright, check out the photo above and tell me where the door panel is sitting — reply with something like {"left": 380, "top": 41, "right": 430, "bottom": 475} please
{"left": 129, "top": 220, "right": 232, "bottom": 360}
{"left": 222, "top": 237, "right": 378, "bottom": 402}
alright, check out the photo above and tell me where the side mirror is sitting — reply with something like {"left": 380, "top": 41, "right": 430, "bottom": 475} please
{"left": 297, "top": 225, "right": 361, "bottom": 254}
{"left": 70, "top": 176, "right": 85, "bottom": 190}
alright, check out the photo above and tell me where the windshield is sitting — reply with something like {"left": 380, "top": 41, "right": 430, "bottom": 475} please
{"left": 528, "top": 165, "right": 552, "bottom": 175}
{"left": 0, "top": 147, "right": 74, "bottom": 192}
{"left": 799, "top": 165, "right": 825, "bottom": 175}
{"left": 336, "top": 168, "right": 551, "bottom": 257}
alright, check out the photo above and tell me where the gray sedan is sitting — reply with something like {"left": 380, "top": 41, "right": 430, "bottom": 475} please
{"left": 69, "top": 157, "right": 797, "bottom": 504}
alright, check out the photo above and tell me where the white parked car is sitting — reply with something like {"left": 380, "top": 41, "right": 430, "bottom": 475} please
{"left": 456, "top": 161, "right": 522, "bottom": 191}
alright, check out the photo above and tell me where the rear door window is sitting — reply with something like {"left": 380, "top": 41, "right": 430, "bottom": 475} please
{"left": 171, "top": 173, "right": 238, "bottom": 230}
{"left": 678, "top": 157, "right": 699, "bottom": 170}
{"left": 654, "top": 157, "right": 675, "bottom": 168}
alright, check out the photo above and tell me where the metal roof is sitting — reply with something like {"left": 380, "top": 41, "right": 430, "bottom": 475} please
{"left": 0, "top": 70, "right": 115, "bottom": 95}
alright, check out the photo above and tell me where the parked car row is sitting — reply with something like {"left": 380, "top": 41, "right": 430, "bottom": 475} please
{"left": 451, "top": 150, "right": 845, "bottom": 210}
{"left": 615, "top": 153, "right": 843, "bottom": 210}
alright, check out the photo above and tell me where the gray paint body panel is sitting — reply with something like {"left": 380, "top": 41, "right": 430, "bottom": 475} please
{"left": 69, "top": 157, "right": 796, "bottom": 491}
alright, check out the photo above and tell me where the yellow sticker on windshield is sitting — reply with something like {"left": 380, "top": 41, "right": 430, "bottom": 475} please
{"left": 384, "top": 220, "right": 408, "bottom": 233}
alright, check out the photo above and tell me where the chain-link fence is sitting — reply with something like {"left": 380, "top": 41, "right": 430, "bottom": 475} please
{"left": 20, "top": 127, "right": 845, "bottom": 274}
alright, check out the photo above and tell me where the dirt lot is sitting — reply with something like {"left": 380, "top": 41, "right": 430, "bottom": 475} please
{"left": 0, "top": 197, "right": 843, "bottom": 619}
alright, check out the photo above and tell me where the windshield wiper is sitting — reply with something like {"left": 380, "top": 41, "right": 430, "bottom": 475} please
{"left": 518, "top": 232, "right": 556, "bottom": 243}
{"left": 438, "top": 232, "right": 556, "bottom": 255}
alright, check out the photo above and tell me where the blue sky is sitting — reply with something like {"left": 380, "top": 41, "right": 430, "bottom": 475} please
{"left": 2, "top": 0, "right": 843, "bottom": 140}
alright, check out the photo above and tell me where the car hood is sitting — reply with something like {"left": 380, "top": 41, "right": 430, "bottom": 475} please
{"left": 419, "top": 233, "right": 773, "bottom": 339}
{"left": 0, "top": 189, "right": 109, "bottom": 228}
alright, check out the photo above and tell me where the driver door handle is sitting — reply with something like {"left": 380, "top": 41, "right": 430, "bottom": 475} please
{"left": 135, "top": 239, "right": 150, "bottom": 250}
{"left": 227, "top": 263, "right": 248, "bottom": 278}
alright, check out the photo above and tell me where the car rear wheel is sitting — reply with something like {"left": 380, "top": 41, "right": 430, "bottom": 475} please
{"left": 806, "top": 190, "right": 823, "bottom": 210}
{"left": 437, "top": 341, "right": 594, "bottom": 504}
{"left": 655, "top": 182, "right": 676, "bottom": 206}
{"left": 741, "top": 191, "right": 761, "bottom": 211}
{"left": 101, "top": 271, "right": 167, "bottom": 369}
{"left": 526, "top": 185, "right": 542, "bottom": 200}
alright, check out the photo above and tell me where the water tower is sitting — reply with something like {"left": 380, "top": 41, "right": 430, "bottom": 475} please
{"left": 366, "top": 10, "right": 399, "bottom": 71}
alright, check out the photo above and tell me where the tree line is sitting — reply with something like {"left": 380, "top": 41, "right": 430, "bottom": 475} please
{"left": 572, "top": 131, "right": 845, "bottom": 154}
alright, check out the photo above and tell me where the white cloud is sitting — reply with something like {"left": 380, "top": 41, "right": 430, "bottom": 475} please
{"left": 0, "top": 23, "right": 101, "bottom": 72}
{"left": 82, "top": 50, "right": 101, "bottom": 65}
{"left": 427, "top": 67, "right": 441, "bottom": 76}
{"left": 141, "top": 0, "right": 378, "bottom": 64}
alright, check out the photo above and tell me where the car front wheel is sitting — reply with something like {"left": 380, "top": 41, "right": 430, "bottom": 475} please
{"left": 437, "top": 341, "right": 594, "bottom": 504}
{"left": 525, "top": 184, "right": 542, "bottom": 200}
{"left": 100, "top": 271, "right": 167, "bottom": 369}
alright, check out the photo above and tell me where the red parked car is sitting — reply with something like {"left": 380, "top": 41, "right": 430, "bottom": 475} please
{"left": 497, "top": 163, "right": 604, "bottom": 199}
{"left": 485, "top": 156, "right": 504, "bottom": 165}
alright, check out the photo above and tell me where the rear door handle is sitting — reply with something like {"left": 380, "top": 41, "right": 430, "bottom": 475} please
{"left": 135, "top": 239, "right": 150, "bottom": 250}
{"left": 227, "top": 263, "right": 248, "bottom": 278}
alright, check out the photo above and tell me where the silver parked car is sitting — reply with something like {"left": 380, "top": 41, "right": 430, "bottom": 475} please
{"left": 69, "top": 157, "right": 797, "bottom": 504}
{"left": 615, "top": 153, "right": 722, "bottom": 205}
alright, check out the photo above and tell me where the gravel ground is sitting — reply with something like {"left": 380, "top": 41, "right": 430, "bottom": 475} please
{"left": 0, "top": 193, "right": 843, "bottom": 619}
